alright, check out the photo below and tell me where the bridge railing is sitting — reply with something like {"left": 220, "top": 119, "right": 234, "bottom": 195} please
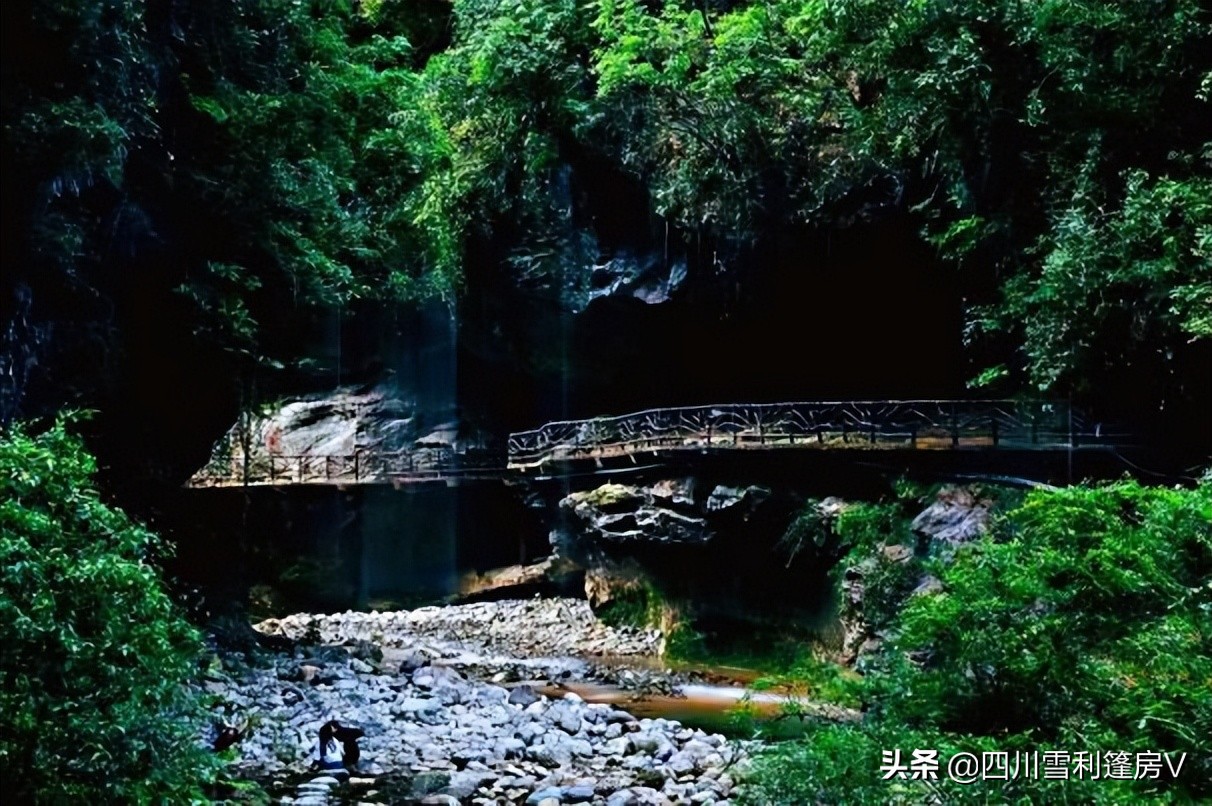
{"left": 507, "top": 400, "right": 1106, "bottom": 468}
{"left": 188, "top": 445, "right": 505, "bottom": 487}
{"left": 188, "top": 400, "right": 1116, "bottom": 484}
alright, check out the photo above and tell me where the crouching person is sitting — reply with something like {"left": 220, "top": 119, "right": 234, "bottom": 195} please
{"left": 312, "top": 719, "right": 365, "bottom": 775}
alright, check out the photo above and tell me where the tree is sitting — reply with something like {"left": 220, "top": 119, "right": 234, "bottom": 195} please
{"left": 0, "top": 418, "right": 215, "bottom": 802}
{"left": 590, "top": 0, "right": 1211, "bottom": 396}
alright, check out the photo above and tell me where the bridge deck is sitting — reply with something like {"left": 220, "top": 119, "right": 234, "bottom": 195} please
{"left": 187, "top": 400, "right": 1117, "bottom": 487}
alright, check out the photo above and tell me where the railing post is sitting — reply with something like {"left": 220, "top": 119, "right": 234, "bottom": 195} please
{"left": 354, "top": 451, "right": 360, "bottom": 482}
{"left": 951, "top": 402, "right": 959, "bottom": 449}
{"left": 991, "top": 416, "right": 999, "bottom": 448}
{"left": 706, "top": 422, "right": 712, "bottom": 446}
{"left": 269, "top": 457, "right": 276, "bottom": 482}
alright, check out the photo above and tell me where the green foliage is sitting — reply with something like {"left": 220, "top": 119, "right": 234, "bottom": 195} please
{"left": 893, "top": 482, "right": 1211, "bottom": 744}
{"left": 856, "top": 554, "right": 924, "bottom": 636}
{"left": 6, "top": 0, "right": 1208, "bottom": 395}
{"left": 179, "top": 0, "right": 459, "bottom": 347}
{"left": 4, "top": 0, "right": 463, "bottom": 375}
{"left": 782, "top": 491, "right": 921, "bottom": 565}
{"left": 751, "top": 649, "right": 862, "bottom": 710}
{"left": 744, "top": 479, "right": 1212, "bottom": 804}
{"left": 590, "top": 0, "right": 1210, "bottom": 389}
{"left": 595, "top": 580, "right": 661, "bottom": 629}
{"left": 776, "top": 499, "right": 837, "bottom": 562}
{"left": 990, "top": 168, "right": 1212, "bottom": 390}
{"left": 664, "top": 622, "right": 708, "bottom": 660}
{"left": 835, "top": 500, "right": 915, "bottom": 558}
{"left": 744, "top": 721, "right": 929, "bottom": 805}
{"left": 5, "top": 1, "right": 155, "bottom": 190}
{"left": 827, "top": 499, "right": 924, "bottom": 631}
{"left": 0, "top": 418, "right": 215, "bottom": 802}
{"left": 414, "top": 0, "right": 595, "bottom": 282}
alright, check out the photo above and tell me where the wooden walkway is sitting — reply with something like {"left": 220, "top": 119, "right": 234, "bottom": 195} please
{"left": 188, "top": 400, "right": 1116, "bottom": 487}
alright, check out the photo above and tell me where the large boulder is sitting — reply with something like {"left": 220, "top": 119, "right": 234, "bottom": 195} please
{"left": 911, "top": 485, "right": 993, "bottom": 546}
{"left": 187, "top": 381, "right": 490, "bottom": 486}
{"left": 840, "top": 486, "right": 996, "bottom": 666}
{"left": 561, "top": 483, "right": 713, "bottom": 546}
{"left": 555, "top": 478, "right": 785, "bottom": 554}
{"left": 457, "top": 556, "right": 581, "bottom": 599}
{"left": 705, "top": 484, "right": 771, "bottom": 514}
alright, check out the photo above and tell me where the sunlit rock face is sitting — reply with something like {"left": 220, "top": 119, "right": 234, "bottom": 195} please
{"left": 186, "top": 381, "right": 487, "bottom": 486}
{"left": 705, "top": 483, "right": 772, "bottom": 513}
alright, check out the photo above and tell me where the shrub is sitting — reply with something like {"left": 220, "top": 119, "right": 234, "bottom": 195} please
{"left": 744, "top": 479, "right": 1212, "bottom": 804}
{"left": 0, "top": 418, "right": 216, "bottom": 803}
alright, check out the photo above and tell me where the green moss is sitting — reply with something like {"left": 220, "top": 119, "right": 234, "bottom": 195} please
{"left": 577, "top": 483, "right": 641, "bottom": 508}
{"left": 664, "top": 623, "right": 708, "bottom": 660}
{"left": 751, "top": 651, "right": 863, "bottom": 709}
{"left": 658, "top": 616, "right": 839, "bottom": 675}
{"left": 596, "top": 583, "right": 656, "bottom": 629}
{"left": 594, "top": 574, "right": 674, "bottom": 633}
{"left": 592, "top": 576, "right": 716, "bottom": 664}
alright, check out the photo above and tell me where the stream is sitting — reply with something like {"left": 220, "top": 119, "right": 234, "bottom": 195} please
{"left": 538, "top": 682, "right": 803, "bottom": 740}
{"left": 207, "top": 598, "right": 852, "bottom": 804}
{"left": 537, "top": 654, "right": 857, "bottom": 741}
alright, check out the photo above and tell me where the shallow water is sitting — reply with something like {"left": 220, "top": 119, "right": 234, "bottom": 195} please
{"left": 539, "top": 680, "right": 821, "bottom": 739}
{"left": 590, "top": 653, "right": 768, "bottom": 685}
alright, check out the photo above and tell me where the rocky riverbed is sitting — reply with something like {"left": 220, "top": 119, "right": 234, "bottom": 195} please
{"left": 208, "top": 599, "right": 745, "bottom": 805}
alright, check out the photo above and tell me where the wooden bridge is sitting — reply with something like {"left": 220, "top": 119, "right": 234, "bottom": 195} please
{"left": 188, "top": 400, "right": 1118, "bottom": 487}
{"left": 506, "top": 399, "right": 1115, "bottom": 473}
